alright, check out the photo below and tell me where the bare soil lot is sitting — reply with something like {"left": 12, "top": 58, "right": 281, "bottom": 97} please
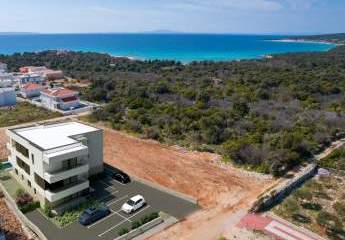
{"left": 98, "top": 124, "right": 275, "bottom": 240}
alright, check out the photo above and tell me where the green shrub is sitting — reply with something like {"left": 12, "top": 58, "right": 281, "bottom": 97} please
{"left": 333, "top": 202, "right": 345, "bottom": 221}
{"left": 295, "top": 188, "right": 313, "bottom": 201}
{"left": 118, "top": 228, "right": 129, "bottom": 236}
{"left": 20, "top": 201, "right": 40, "bottom": 213}
{"left": 15, "top": 188, "right": 25, "bottom": 197}
{"left": 131, "top": 221, "right": 141, "bottom": 229}
{"left": 292, "top": 213, "right": 311, "bottom": 223}
{"left": 301, "top": 202, "right": 322, "bottom": 211}
{"left": 43, "top": 203, "right": 53, "bottom": 218}
{"left": 316, "top": 211, "right": 342, "bottom": 230}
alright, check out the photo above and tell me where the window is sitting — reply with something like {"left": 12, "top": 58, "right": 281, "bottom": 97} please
{"left": 15, "top": 168, "right": 18, "bottom": 175}
{"left": 34, "top": 188, "right": 37, "bottom": 194}
{"left": 28, "top": 180, "right": 31, "bottom": 187}
{"left": 14, "top": 142, "right": 29, "bottom": 158}
{"left": 34, "top": 173, "right": 46, "bottom": 190}
{"left": 62, "top": 157, "right": 78, "bottom": 170}
{"left": 16, "top": 157, "right": 30, "bottom": 175}
{"left": 21, "top": 174, "right": 24, "bottom": 180}
{"left": 31, "top": 154, "right": 34, "bottom": 164}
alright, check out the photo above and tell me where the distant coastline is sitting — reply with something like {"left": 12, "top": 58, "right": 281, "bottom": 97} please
{"left": 269, "top": 38, "right": 342, "bottom": 46}
{"left": 0, "top": 34, "right": 336, "bottom": 62}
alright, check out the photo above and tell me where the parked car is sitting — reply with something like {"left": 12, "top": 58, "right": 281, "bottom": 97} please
{"left": 79, "top": 206, "right": 111, "bottom": 226}
{"left": 121, "top": 195, "right": 146, "bottom": 214}
{"left": 111, "top": 169, "right": 131, "bottom": 184}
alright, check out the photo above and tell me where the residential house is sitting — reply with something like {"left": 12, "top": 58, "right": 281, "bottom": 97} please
{"left": 20, "top": 66, "right": 64, "bottom": 80}
{"left": 0, "top": 62, "right": 7, "bottom": 73}
{"left": 40, "top": 87, "right": 80, "bottom": 111}
{"left": 0, "top": 88, "right": 16, "bottom": 107}
{"left": 6, "top": 121, "right": 103, "bottom": 207}
{"left": 16, "top": 73, "right": 44, "bottom": 86}
{"left": 0, "top": 72, "right": 16, "bottom": 88}
{"left": 20, "top": 82, "right": 43, "bottom": 99}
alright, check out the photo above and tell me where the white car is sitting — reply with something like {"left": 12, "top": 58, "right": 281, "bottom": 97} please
{"left": 121, "top": 195, "right": 146, "bottom": 214}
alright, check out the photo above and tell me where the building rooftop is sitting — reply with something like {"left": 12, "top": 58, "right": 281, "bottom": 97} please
{"left": 42, "top": 87, "right": 78, "bottom": 97}
{"left": 13, "top": 122, "right": 99, "bottom": 150}
{"left": 21, "top": 82, "right": 42, "bottom": 90}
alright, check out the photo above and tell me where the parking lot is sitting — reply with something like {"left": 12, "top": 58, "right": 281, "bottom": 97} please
{"left": 26, "top": 166, "right": 199, "bottom": 240}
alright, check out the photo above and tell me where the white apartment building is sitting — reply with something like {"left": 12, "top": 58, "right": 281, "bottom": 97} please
{"left": 6, "top": 122, "right": 103, "bottom": 207}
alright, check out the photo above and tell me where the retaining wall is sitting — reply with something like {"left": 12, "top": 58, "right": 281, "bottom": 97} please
{"left": 251, "top": 164, "right": 317, "bottom": 212}
{"left": 0, "top": 180, "right": 47, "bottom": 240}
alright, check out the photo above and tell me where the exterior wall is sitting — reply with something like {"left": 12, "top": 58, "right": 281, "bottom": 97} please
{"left": 6, "top": 125, "right": 103, "bottom": 207}
{"left": 81, "top": 130, "right": 104, "bottom": 176}
{"left": 40, "top": 93, "right": 56, "bottom": 110}
{"left": 21, "top": 89, "right": 41, "bottom": 98}
{"left": 7, "top": 132, "right": 46, "bottom": 206}
{"left": 0, "top": 90, "right": 16, "bottom": 107}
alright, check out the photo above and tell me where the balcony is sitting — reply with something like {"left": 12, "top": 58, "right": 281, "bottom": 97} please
{"left": 43, "top": 144, "right": 88, "bottom": 164}
{"left": 44, "top": 164, "right": 89, "bottom": 183}
{"left": 45, "top": 179, "right": 89, "bottom": 203}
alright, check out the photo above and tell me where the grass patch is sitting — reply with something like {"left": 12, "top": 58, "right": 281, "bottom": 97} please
{"left": 0, "top": 102, "right": 61, "bottom": 127}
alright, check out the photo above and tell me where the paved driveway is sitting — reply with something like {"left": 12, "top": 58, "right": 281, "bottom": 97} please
{"left": 26, "top": 170, "right": 198, "bottom": 240}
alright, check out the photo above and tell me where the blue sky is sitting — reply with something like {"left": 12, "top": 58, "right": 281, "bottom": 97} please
{"left": 0, "top": 0, "right": 344, "bottom": 34}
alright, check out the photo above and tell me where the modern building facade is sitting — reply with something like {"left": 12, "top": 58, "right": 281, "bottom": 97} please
{"left": 41, "top": 87, "right": 80, "bottom": 111}
{"left": 6, "top": 122, "right": 103, "bottom": 207}
{"left": 0, "top": 88, "right": 16, "bottom": 107}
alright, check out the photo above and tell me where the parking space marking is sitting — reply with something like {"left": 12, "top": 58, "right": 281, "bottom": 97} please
{"left": 97, "top": 205, "right": 151, "bottom": 238}
{"left": 87, "top": 211, "right": 118, "bottom": 229}
{"left": 100, "top": 180, "right": 117, "bottom": 191}
{"left": 114, "top": 210, "right": 132, "bottom": 223}
{"left": 106, "top": 195, "right": 128, "bottom": 206}
{"left": 98, "top": 190, "right": 119, "bottom": 202}
{"left": 127, "top": 205, "right": 151, "bottom": 220}
{"left": 106, "top": 176, "right": 128, "bottom": 186}
{"left": 98, "top": 219, "right": 128, "bottom": 237}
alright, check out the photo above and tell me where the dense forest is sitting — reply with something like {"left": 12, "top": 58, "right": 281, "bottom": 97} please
{"left": 1, "top": 39, "right": 345, "bottom": 176}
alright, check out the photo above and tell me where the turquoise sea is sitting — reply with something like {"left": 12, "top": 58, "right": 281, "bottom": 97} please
{"left": 0, "top": 34, "right": 335, "bottom": 62}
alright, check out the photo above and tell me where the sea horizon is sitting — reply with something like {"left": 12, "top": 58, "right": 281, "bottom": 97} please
{"left": 0, "top": 33, "right": 336, "bottom": 62}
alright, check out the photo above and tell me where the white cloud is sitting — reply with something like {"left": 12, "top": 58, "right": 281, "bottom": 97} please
{"left": 166, "top": 0, "right": 283, "bottom": 12}
{"left": 282, "top": 0, "right": 319, "bottom": 10}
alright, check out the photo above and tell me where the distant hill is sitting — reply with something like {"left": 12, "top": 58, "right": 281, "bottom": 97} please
{"left": 0, "top": 32, "right": 38, "bottom": 35}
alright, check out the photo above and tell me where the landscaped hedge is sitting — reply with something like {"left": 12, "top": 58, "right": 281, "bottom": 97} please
{"left": 15, "top": 189, "right": 40, "bottom": 213}
{"left": 118, "top": 212, "right": 160, "bottom": 236}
